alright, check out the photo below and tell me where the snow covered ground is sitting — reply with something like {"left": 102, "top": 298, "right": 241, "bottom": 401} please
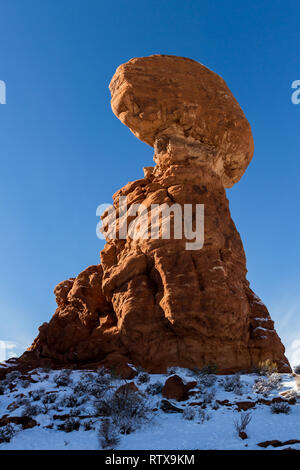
{"left": 0, "top": 366, "right": 299, "bottom": 450}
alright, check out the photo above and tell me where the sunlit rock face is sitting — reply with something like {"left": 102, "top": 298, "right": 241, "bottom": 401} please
{"left": 25, "top": 55, "right": 291, "bottom": 374}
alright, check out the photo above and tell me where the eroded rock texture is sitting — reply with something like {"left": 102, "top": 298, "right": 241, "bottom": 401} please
{"left": 25, "top": 55, "right": 290, "bottom": 373}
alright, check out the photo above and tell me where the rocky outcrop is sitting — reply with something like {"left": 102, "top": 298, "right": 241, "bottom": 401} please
{"left": 162, "top": 375, "right": 196, "bottom": 401}
{"left": 22, "top": 55, "right": 290, "bottom": 374}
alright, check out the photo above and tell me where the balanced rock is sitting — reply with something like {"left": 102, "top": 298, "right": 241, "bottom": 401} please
{"left": 110, "top": 55, "right": 254, "bottom": 188}
{"left": 23, "top": 55, "right": 290, "bottom": 374}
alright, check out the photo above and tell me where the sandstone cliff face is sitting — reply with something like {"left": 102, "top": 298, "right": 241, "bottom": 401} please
{"left": 25, "top": 55, "right": 290, "bottom": 373}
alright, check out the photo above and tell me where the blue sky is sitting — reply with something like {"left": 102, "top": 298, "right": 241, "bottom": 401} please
{"left": 0, "top": 0, "right": 299, "bottom": 364}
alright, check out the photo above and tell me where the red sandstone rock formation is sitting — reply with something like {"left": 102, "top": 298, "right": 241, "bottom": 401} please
{"left": 162, "top": 375, "right": 197, "bottom": 401}
{"left": 23, "top": 55, "right": 290, "bottom": 373}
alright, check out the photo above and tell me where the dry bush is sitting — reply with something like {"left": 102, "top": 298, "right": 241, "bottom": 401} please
{"left": 234, "top": 412, "right": 252, "bottom": 435}
{"left": 137, "top": 372, "right": 150, "bottom": 384}
{"left": 166, "top": 367, "right": 177, "bottom": 376}
{"left": 0, "top": 424, "right": 16, "bottom": 443}
{"left": 22, "top": 403, "right": 43, "bottom": 417}
{"left": 98, "top": 418, "right": 120, "bottom": 449}
{"left": 83, "top": 419, "right": 94, "bottom": 431}
{"left": 42, "top": 392, "right": 57, "bottom": 405}
{"left": 256, "top": 360, "right": 278, "bottom": 376}
{"left": 202, "top": 389, "right": 216, "bottom": 404}
{"left": 145, "top": 381, "right": 163, "bottom": 395}
{"left": 222, "top": 374, "right": 243, "bottom": 395}
{"left": 30, "top": 388, "right": 45, "bottom": 401}
{"left": 94, "top": 387, "right": 150, "bottom": 434}
{"left": 253, "top": 373, "right": 281, "bottom": 397}
{"left": 59, "top": 417, "right": 80, "bottom": 432}
{"left": 54, "top": 369, "right": 72, "bottom": 387}
{"left": 198, "top": 409, "right": 211, "bottom": 423}
{"left": 271, "top": 402, "right": 291, "bottom": 414}
{"left": 182, "top": 407, "right": 196, "bottom": 420}
{"left": 59, "top": 393, "right": 83, "bottom": 408}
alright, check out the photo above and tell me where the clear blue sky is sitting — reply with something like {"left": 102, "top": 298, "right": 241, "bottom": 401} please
{"left": 0, "top": 0, "right": 299, "bottom": 364}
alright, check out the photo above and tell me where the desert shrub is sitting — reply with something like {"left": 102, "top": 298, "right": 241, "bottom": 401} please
{"left": 182, "top": 407, "right": 196, "bottom": 421}
{"left": 145, "top": 381, "right": 163, "bottom": 396}
{"left": 211, "top": 401, "right": 220, "bottom": 410}
{"left": 19, "top": 379, "right": 31, "bottom": 389}
{"left": 54, "top": 369, "right": 72, "bottom": 387}
{"left": 5, "top": 371, "right": 22, "bottom": 383}
{"left": 271, "top": 402, "right": 291, "bottom": 414}
{"left": 202, "top": 389, "right": 216, "bottom": 404}
{"left": 31, "top": 388, "right": 45, "bottom": 401}
{"left": 293, "top": 364, "right": 300, "bottom": 375}
{"left": 253, "top": 373, "right": 281, "bottom": 396}
{"left": 283, "top": 389, "right": 298, "bottom": 401}
{"left": 268, "top": 373, "right": 282, "bottom": 388}
{"left": 234, "top": 412, "right": 252, "bottom": 435}
{"left": 252, "top": 378, "right": 271, "bottom": 396}
{"left": 221, "top": 374, "right": 243, "bottom": 395}
{"left": 198, "top": 409, "right": 211, "bottom": 423}
{"left": 60, "top": 417, "right": 80, "bottom": 432}
{"left": 97, "top": 366, "right": 108, "bottom": 377}
{"left": 22, "top": 403, "right": 43, "bottom": 417}
{"left": 83, "top": 419, "right": 94, "bottom": 431}
{"left": 166, "top": 367, "right": 177, "bottom": 376}
{"left": 42, "top": 393, "right": 57, "bottom": 405}
{"left": 59, "top": 394, "right": 83, "bottom": 408}
{"left": 70, "top": 408, "right": 81, "bottom": 417}
{"left": 198, "top": 374, "right": 216, "bottom": 388}
{"left": 188, "top": 367, "right": 217, "bottom": 391}
{"left": 0, "top": 424, "right": 16, "bottom": 443}
{"left": 73, "top": 376, "right": 91, "bottom": 396}
{"left": 94, "top": 373, "right": 110, "bottom": 386}
{"left": 80, "top": 371, "right": 95, "bottom": 381}
{"left": 87, "top": 382, "right": 109, "bottom": 399}
{"left": 98, "top": 418, "right": 120, "bottom": 449}
{"left": 73, "top": 383, "right": 86, "bottom": 396}
{"left": 94, "top": 388, "right": 150, "bottom": 434}
{"left": 256, "top": 359, "right": 278, "bottom": 376}
{"left": 137, "top": 372, "right": 150, "bottom": 384}
{"left": 72, "top": 370, "right": 111, "bottom": 398}
{"left": 14, "top": 395, "right": 30, "bottom": 407}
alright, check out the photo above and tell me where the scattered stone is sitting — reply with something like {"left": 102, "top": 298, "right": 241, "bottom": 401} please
{"left": 162, "top": 375, "right": 195, "bottom": 401}
{"left": 115, "top": 382, "right": 139, "bottom": 395}
{"left": 258, "top": 439, "right": 300, "bottom": 448}
{"left": 160, "top": 400, "right": 183, "bottom": 413}
{"left": 236, "top": 401, "right": 256, "bottom": 412}
{"left": 0, "top": 415, "right": 38, "bottom": 430}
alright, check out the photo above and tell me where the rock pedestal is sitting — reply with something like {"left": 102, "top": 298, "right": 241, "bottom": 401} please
{"left": 25, "top": 55, "right": 290, "bottom": 373}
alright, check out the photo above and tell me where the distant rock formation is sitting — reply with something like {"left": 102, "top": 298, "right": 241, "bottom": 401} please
{"left": 24, "top": 55, "right": 290, "bottom": 373}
